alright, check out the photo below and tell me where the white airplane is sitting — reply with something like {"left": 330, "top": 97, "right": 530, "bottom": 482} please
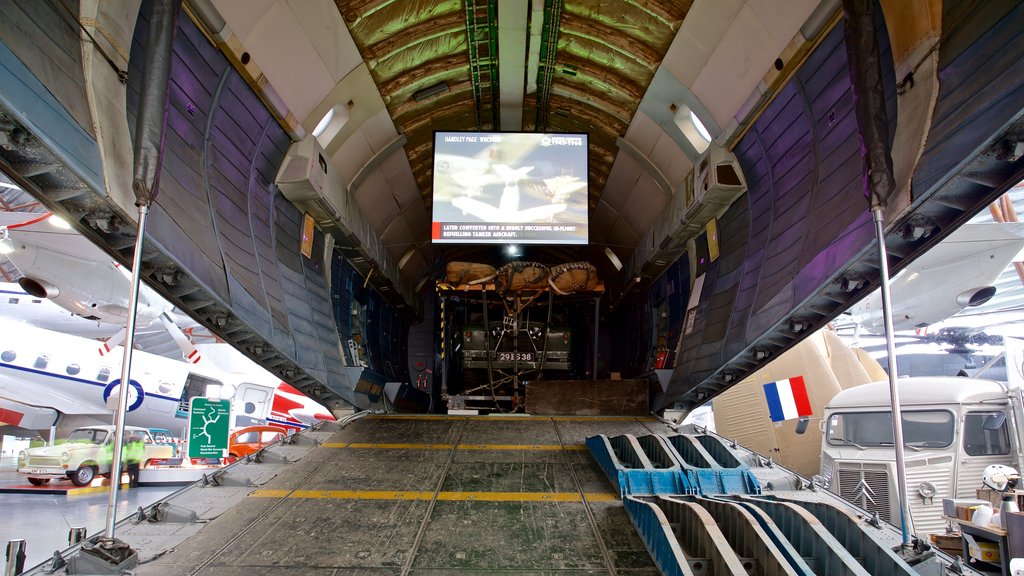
{"left": 0, "top": 315, "right": 335, "bottom": 438}
{"left": 844, "top": 222, "right": 1024, "bottom": 333}
{"left": 450, "top": 196, "right": 568, "bottom": 223}
{"left": 0, "top": 213, "right": 203, "bottom": 362}
{"left": 0, "top": 213, "right": 335, "bottom": 437}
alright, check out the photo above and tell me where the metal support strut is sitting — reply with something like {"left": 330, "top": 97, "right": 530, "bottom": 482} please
{"left": 874, "top": 207, "right": 912, "bottom": 548}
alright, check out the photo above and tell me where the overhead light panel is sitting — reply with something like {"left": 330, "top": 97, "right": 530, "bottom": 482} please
{"left": 313, "top": 108, "right": 334, "bottom": 137}
{"left": 397, "top": 246, "right": 417, "bottom": 270}
{"left": 48, "top": 215, "right": 71, "bottom": 229}
{"left": 0, "top": 227, "right": 13, "bottom": 255}
{"left": 312, "top": 102, "right": 350, "bottom": 146}
{"left": 673, "top": 104, "right": 712, "bottom": 154}
{"left": 413, "top": 82, "right": 449, "bottom": 102}
{"left": 604, "top": 247, "right": 623, "bottom": 271}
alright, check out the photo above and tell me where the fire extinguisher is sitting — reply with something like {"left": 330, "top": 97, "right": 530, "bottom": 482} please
{"left": 654, "top": 349, "right": 668, "bottom": 369}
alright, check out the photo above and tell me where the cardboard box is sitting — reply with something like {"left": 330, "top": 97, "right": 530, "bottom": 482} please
{"left": 967, "top": 538, "right": 1000, "bottom": 564}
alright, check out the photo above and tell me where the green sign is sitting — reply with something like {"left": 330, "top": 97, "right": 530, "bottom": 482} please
{"left": 188, "top": 397, "right": 231, "bottom": 459}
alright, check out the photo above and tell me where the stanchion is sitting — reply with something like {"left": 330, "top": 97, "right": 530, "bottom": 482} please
{"left": 4, "top": 539, "right": 25, "bottom": 576}
{"left": 68, "top": 527, "right": 87, "bottom": 546}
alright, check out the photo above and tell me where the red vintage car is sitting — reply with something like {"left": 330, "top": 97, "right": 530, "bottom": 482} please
{"left": 227, "top": 425, "right": 288, "bottom": 460}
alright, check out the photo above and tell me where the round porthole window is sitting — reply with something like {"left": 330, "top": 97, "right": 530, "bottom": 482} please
{"left": 1, "top": 350, "right": 14, "bottom": 362}
{"left": 66, "top": 364, "right": 81, "bottom": 376}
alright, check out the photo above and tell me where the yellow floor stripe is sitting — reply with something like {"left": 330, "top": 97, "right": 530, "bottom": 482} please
{"left": 250, "top": 489, "right": 618, "bottom": 502}
{"left": 457, "top": 443, "right": 587, "bottom": 451}
{"left": 369, "top": 415, "right": 655, "bottom": 422}
{"left": 321, "top": 443, "right": 588, "bottom": 451}
{"left": 343, "top": 443, "right": 455, "bottom": 449}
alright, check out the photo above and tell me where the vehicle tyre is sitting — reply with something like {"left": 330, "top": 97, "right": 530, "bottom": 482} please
{"left": 27, "top": 477, "right": 49, "bottom": 486}
{"left": 70, "top": 465, "right": 95, "bottom": 487}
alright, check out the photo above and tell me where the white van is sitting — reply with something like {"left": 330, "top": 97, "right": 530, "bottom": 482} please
{"left": 820, "top": 377, "right": 1022, "bottom": 537}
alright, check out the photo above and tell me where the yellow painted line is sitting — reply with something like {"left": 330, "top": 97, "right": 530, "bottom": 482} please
{"left": 321, "top": 443, "right": 588, "bottom": 451}
{"left": 582, "top": 492, "right": 620, "bottom": 502}
{"left": 458, "top": 443, "right": 587, "bottom": 451}
{"left": 251, "top": 489, "right": 291, "bottom": 498}
{"left": 249, "top": 489, "right": 619, "bottom": 502}
{"left": 368, "top": 415, "right": 656, "bottom": 422}
{"left": 345, "top": 443, "right": 455, "bottom": 450}
{"left": 66, "top": 483, "right": 128, "bottom": 497}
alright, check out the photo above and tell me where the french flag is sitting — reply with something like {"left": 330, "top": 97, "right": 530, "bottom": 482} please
{"left": 763, "top": 376, "right": 812, "bottom": 422}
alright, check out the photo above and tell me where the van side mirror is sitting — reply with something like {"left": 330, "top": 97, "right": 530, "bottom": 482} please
{"left": 796, "top": 417, "right": 810, "bottom": 435}
{"left": 983, "top": 412, "right": 1007, "bottom": 430}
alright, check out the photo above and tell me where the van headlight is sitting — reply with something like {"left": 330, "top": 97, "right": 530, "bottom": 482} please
{"left": 61, "top": 452, "right": 70, "bottom": 462}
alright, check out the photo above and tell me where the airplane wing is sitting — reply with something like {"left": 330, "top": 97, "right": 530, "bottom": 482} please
{"left": 0, "top": 371, "right": 109, "bottom": 417}
{"left": 493, "top": 164, "right": 533, "bottom": 182}
{"left": 0, "top": 397, "right": 59, "bottom": 429}
{"left": 506, "top": 204, "right": 568, "bottom": 223}
{"left": 451, "top": 197, "right": 504, "bottom": 222}
{"left": 451, "top": 197, "right": 568, "bottom": 224}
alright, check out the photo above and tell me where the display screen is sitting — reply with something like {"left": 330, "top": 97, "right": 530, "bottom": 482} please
{"left": 431, "top": 131, "right": 588, "bottom": 244}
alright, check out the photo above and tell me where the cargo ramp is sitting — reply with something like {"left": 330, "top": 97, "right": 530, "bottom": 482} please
{"left": 18, "top": 415, "right": 973, "bottom": 575}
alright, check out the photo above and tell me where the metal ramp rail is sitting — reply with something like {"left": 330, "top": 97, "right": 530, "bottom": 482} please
{"left": 664, "top": 433, "right": 762, "bottom": 495}
{"left": 770, "top": 495, "right": 926, "bottom": 575}
{"left": 587, "top": 433, "right": 759, "bottom": 497}
{"left": 585, "top": 433, "right": 693, "bottom": 497}
{"left": 588, "top": 433, "right": 923, "bottom": 576}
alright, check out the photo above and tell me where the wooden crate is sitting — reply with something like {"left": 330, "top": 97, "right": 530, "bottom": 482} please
{"left": 929, "top": 532, "right": 963, "bottom": 558}
{"left": 976, "top": 488, "right": 1024, "bottom": 510}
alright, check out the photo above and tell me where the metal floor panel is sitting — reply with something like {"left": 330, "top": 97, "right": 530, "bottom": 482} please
{"left": 125, "top": 415, "right": 669, "bottom": 575}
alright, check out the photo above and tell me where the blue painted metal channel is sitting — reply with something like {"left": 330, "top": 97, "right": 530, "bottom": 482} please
{"left": 587, "top": 434, "right": 920, "bottom": 576}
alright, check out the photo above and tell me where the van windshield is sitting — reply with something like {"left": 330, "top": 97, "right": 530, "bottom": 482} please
{"left": 826, "top": 410, "right": 954, "bottom": 448}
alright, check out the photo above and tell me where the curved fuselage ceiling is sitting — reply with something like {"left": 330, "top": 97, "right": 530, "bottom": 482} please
{"left": 0, "top": 1, "right": 1021, "bottom": 414}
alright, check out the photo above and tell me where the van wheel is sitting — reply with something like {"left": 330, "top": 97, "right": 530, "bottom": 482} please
{"left": 28, "top": 477, "right": 49, "bottom": 486}
{"left": 70, "top": 465, "right": 96, "bottom": 487}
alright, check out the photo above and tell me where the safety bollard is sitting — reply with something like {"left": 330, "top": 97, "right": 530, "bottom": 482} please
{"left": 5, "top": 539, "right": 25, "bottom": 576}
{"left": 69, "top": 527, "right": 87, "bottom": 546}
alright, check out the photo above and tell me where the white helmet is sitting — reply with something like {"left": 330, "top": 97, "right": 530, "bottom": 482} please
{"left": 982, "top": 464, "right": 1021, "bottom": 491}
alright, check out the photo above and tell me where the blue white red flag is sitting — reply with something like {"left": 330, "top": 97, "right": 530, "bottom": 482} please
{"left": 763, "top": 376, "right": 812, "bottom": 422}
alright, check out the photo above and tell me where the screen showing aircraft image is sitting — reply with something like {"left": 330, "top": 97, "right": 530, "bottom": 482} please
{"left": 431, "top": 131, "right": 588, "bottom": 244}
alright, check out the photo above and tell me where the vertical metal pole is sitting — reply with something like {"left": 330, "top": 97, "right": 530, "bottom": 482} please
{"left": 5, "top": 539, "right": 25, "bottom": 576}
{"left": 68, "top": 527, "right": 87, "bottom": 546}
{"left": 482, "top": 288, "right": 494, "bottom": 388}
{"left": 592, "top": 295, "right": 600, "bottom": 380}
{"left": 873, "top": 207, "right": 912, "bottom": 548}
{"left": 48, "top": 423, "right": 56, "bottom": 446}
{"left": 103, "top": 204, "right": 149, "bottom": 542}
{"left": 440, "top": 291, "right": 448, "bottom": 399}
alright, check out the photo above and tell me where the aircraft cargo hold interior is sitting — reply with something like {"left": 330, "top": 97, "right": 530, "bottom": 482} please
{"left": 1, "top": 0, "right": 1024, "bottom": 574}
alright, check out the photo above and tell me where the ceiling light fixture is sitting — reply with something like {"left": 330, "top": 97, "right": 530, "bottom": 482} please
{"left": 505, "top": 245, "right": 521, "bottom": 257}
{"left": 312, "top": 108, "right": 334, "bottom": 137}
{"left": 413, "top": 82, "right": 449, "bottom": 102}
{"left": 690, "top": 110, "right": 712, "bottom": 142}
{"left": 673, "top": 104, "right": 712, "bottom": 154}
{"left": 397, "top": 246, "right": 417, "bottom": 269}
{"left": 604, "top": 247, "right": 623, "bottom": 271}
{"left": 0, "top": 227, "right": 13, "bottom": 255}
{"left": 48, "top": 215, "right": 71, "bottom": 229}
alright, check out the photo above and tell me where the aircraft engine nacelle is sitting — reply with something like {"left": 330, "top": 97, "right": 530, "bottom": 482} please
{"left": 956, "top": 286, "right": 997, "bottom": 308}
{"left": 18, "top": 277, "right": 59, "bottom": 299}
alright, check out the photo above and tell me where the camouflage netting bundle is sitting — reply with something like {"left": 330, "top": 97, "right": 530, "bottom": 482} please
{"left": 548, "top": 262, "right": 599, "bottom": 294}
{"left": 495, "top": 261, "right": 549, "bottom": 292}
{"left": 445, "top": 261, "right": 497, "bottom": 285}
